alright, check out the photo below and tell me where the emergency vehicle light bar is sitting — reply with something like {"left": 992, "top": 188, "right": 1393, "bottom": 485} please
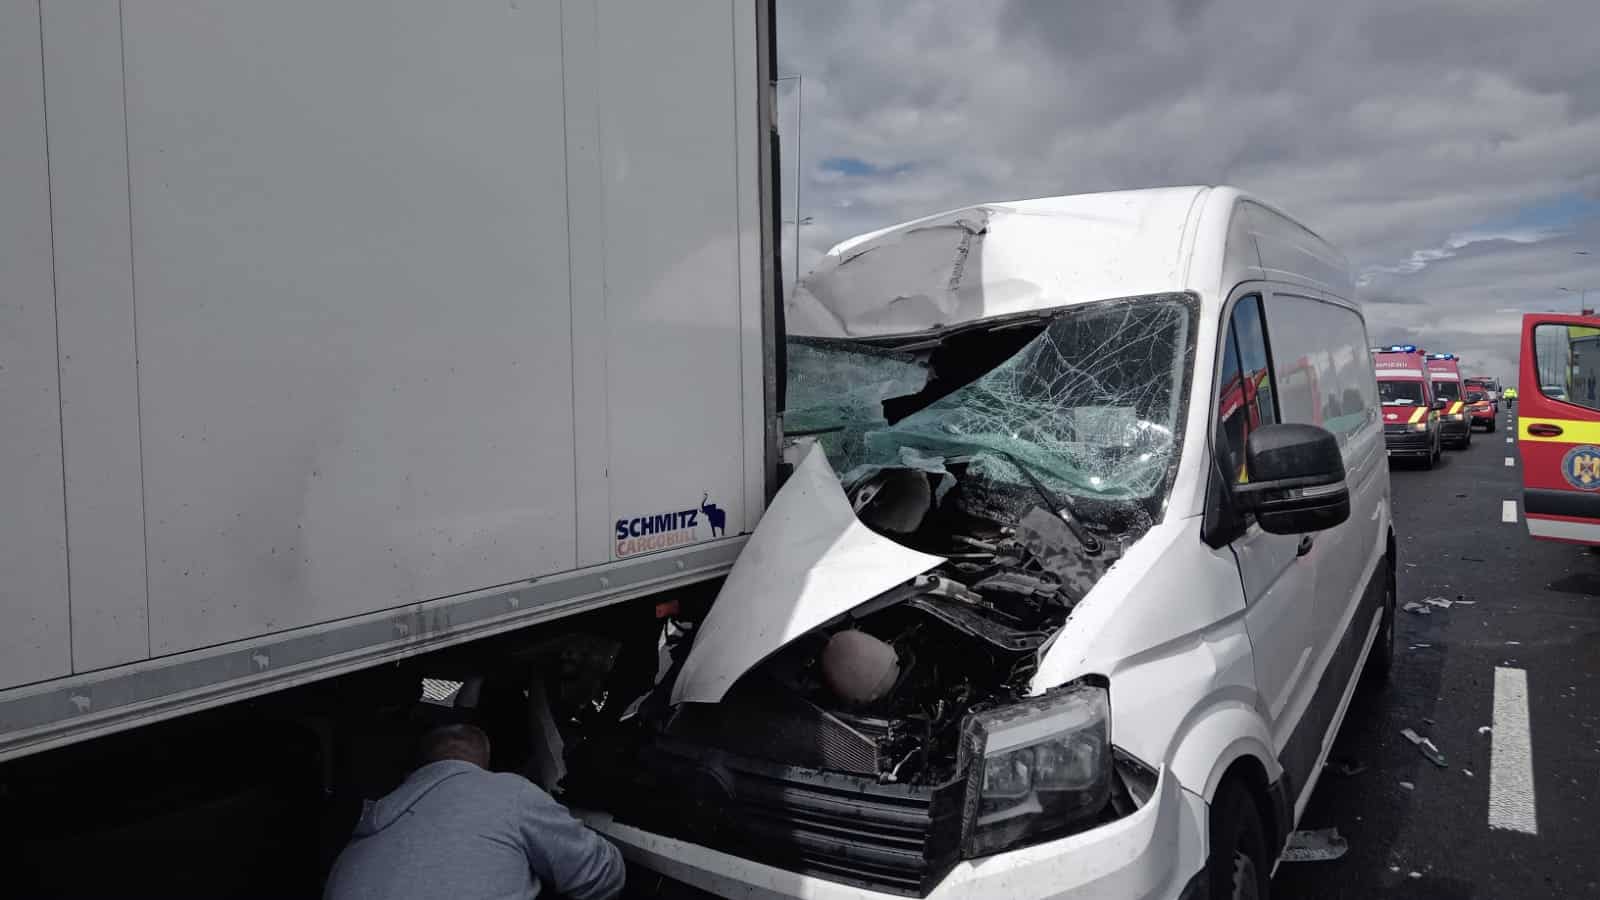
{"left": 1371, "top": 344, "right": 1420, "bottom": 354}
{"left": 1426, "top": 353, "right": 1457, "bottom": 360}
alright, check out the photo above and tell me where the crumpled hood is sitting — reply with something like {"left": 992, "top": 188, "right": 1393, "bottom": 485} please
{"left": 352, "top": 759, "right": 478, "bottom": 836}
{"left": 670, "top": 443, "right": 945, "bottom": 705}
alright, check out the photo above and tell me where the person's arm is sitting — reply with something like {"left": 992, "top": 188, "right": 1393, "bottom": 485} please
{"left": 513, "top": 781, "right": 625, "bottom": 900}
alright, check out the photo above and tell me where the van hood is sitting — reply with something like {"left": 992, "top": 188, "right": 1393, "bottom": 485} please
{"left": 670, "top": 443, "right": 945, "bottom": 705}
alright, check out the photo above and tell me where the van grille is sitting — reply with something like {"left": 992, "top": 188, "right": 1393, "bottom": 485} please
{"left": 618, "top": 740, "right": 967, "bottom": 896}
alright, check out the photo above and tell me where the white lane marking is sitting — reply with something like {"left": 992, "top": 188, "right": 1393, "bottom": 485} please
{"left": 1505, "top": 457, "right": 1515, "bottom": 467}
{"left": 1502, "top": 500, "right": 1518, "bottom": 523}
{"left": 1489, "top": 666, "right": 1538, "bottom": 834}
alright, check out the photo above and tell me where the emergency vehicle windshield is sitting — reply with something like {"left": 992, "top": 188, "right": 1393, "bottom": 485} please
{"left": 1380, "top": 381, "right": 1427, "bottom": 405}
{"left": 1432, "top": 381, "right": 1461, "bottom": 400}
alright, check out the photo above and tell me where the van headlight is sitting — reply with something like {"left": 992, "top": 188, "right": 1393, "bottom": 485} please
{"left": 958, "top": 682, "right": 1111, "bottom": 858}
{"left": 1412, "top": 422, "right": 1429, "bottom": 432}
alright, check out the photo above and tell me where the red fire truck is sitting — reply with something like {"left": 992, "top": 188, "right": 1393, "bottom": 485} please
{"left": 1425, "top": 353, "right": 1471, "bottom": 448}
{"left": 1518, "top": 314, "right": 1600, "bottom": 544}
{"left": 1373, "top": 345, "right": 1444, "bottom": 466}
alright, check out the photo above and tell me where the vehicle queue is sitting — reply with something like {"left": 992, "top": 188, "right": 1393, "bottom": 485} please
{"left": 1376, "top": 313, "right": 1600, "bottom": 553}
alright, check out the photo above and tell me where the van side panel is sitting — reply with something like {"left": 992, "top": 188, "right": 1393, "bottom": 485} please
{"left": 0, "top": 1, "right": 72, "bottom": 688}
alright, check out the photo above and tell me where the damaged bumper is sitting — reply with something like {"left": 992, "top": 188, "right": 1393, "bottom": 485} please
{"left": 586, "top": 766, "right": 1206, "bottom": 900}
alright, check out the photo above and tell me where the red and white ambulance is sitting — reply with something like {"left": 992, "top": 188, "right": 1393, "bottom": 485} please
{"left": 1518, "top": 313, "right": 1600, "bottom": 544}
{"left": 1425, "top": 352, "right": 1471, "bottom": 448}
{"left": 1373, "top": 345, "right": 1444, "bottom": 466}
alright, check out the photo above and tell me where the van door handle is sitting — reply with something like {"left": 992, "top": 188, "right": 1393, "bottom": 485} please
{"left": 1528, "top": 423, "right": 1563, "bottom": 437}
{"left": 1297, "top": 535, "right": 1314, "bottom": 557}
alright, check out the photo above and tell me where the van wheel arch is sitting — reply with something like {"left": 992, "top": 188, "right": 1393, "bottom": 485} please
{"left": 1206, "top": 758, "right": 1281, "bottom": 898}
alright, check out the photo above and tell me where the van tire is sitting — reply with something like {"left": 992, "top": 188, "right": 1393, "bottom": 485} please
{"left": 1362, "top": 557, "right": 1396, "bottom": 686}
{"left": 1207, "top": 778, "right": 1272, "bottom": 900}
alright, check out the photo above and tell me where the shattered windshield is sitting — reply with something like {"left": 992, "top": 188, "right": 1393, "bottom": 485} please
{"left": 786, "top": 293, "right": 1196, "bottom": 509}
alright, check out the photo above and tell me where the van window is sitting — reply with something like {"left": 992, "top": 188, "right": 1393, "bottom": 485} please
{"left": 1532, "top": 322, "right": 1600, "bottom": 410}
{"left": 1216, "top": 296, "right": 1276, "bottom": 482}
{"left": 1432, "top": 381, "right": 1461, "bottom": 401}
{"left": 1265, "top": 295, "right": 1376, "bottom": 442}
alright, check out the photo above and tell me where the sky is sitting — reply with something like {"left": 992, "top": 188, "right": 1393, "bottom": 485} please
{"left": 775, "top": 0, "right": 1600, "bottom": 384}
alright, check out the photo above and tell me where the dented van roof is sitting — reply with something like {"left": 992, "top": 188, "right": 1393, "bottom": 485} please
{"left": 787, "top": 185, "right": 1352, "bottom": 338}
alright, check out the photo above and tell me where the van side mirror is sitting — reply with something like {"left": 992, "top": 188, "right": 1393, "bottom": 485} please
{"left": 1233, "top": 424, "right": 1350, "bottom": 534}
{"left": 1431, "top": 398, "right": 1448, "bottom": 411}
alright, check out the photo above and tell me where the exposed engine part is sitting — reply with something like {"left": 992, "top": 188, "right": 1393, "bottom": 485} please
{"left": 820, "top": 630, "right": 902, "bottom": 704}
{"left": 852, "top": 467, "right": 935, "bottom": 534}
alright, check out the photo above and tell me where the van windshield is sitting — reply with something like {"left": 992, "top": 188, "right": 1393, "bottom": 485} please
{"left": 1432, "top": 381, "right": 1461, "bottom": 401}
{"left": 785, "top": 294, "right": 1197, "bottom": 512}
{"left": 1379, "top": 380, "right": 1427, "bottom": 405}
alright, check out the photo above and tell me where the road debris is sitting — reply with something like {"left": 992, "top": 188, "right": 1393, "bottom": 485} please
{"left": 1281, "top": 827, "right": 1349, "bottom": 862}
{"left": 1327, "top": 758, "right": 1367, "bottom": 777}
{"left": 1409, "top": 643, "right": 1432, "bottom": 650}
{"left": 1402, "top": 601, "right": 1432, "bottom": 615}
{"left": 1478, "top": 725, "right": 1492, "bottom": 735}
{"left": 1460, "top": 555, "right": 1486, "bottom": 562}
{"left": 1401, "top": 728, "right": 1449, "bottom": 768}
{"left": 1422, "top": 596, "right": 1453, "bottom": 609}
{"left": 1399, "top": 781, "right": 1415, "bottom": 791}
{"left": 1463, "top": 769, "right": 1474, "bottom": 777}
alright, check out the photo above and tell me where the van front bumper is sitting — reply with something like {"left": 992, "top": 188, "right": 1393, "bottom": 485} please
{"left": 1383, "top": 429, "right": 1434, "bottom": 456}
{"left": 586, "top": 766, "right": 1207, "bottom": 900}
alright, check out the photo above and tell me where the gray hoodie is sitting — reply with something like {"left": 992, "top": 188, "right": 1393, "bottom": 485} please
{"left": 324, "top": 760, "right": 624, "bottom": 900}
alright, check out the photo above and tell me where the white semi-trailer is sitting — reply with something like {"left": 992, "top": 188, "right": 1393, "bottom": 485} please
{"left": 1, "top": 0, "right": 777, "bottom": 766}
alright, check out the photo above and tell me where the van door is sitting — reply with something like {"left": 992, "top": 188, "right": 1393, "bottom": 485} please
{"left": 1213, "top": 293, "right": 1323, "bottom": 805}
{"left": 1259, "top": 291, "right": 1387, "bottom": 811}
{"left": 1520, "top": 315, "right": 1600, "bottom": 544}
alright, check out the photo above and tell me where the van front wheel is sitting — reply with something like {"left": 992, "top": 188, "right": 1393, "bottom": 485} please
{"left": 1207, "top": 779, "right": 1271, "bottom": 900}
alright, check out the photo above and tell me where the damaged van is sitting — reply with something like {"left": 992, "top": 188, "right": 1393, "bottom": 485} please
{"left": 571, "top": 187, "right": 1393, "bottom": 900}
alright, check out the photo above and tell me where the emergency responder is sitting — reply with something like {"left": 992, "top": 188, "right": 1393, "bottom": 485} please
{"left": 324, "top": 723, "right": 625, "bottom": 900}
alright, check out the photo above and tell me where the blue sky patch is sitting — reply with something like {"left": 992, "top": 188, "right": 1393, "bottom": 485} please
{"left": 819, "top": 156, "right": 914, "bottom": 178}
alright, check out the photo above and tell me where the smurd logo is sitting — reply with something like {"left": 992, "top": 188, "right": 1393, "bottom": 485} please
{"left": 615, "top": 492, "right": 726, "bottom": 557}
{"left": 1561, "top": 445, "right": 1600, "bottom": 491}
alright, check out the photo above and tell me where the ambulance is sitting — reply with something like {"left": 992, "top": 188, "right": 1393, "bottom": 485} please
{"left": 1373, "top": 345, "right": 1444, "bottom": 466}
{"left": 1518, "top": 313, "right": 1600, "bottom": 544}
{"left": 1426, "top": 353, "right": 1471, "bottom": 448}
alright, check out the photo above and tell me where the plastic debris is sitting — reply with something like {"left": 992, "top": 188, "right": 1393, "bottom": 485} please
{"left": 1478, "top": 726, "right": 1492, "bottom": 736}
{"left": 1280, "top": 827, "right": 1349, "bottom": 863}
{"left": 1399, "top": 781, "right": 1415, "bottom": 791}
{"left": 1463, "top": 769, "right": 1474, "bottom": 777}
{"left": 1401, "top": 728, "right": 1449, "bottom": 768}
{"left": 1402, "top": 601, "right": 1432, "bottom": 615}
{"left": 1422, "top": 596, "right": 1453, "bottom": 609}
{"left": 1410, "top": 872, "right": 1423, "bottom": 879}
{"left": 1409, "top": 643, "right": 1432, "bottom": 650}
{"left": 1455, "top": 600, "right": 1477, "bottom": 605}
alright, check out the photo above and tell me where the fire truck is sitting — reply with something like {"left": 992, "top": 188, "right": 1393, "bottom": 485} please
{"left": 1518, "top": 314, "right": 1600, "bottom": 544}
{"left": 1425, "top": 352, "right": 1471, "bottom": 448}
{"left": 1373, "top": 344, "right": 1444, "bottom": 467}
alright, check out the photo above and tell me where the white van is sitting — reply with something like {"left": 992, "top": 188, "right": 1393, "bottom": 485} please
{"left": 584, "top": 186, "right": 1393, "bottom": 900}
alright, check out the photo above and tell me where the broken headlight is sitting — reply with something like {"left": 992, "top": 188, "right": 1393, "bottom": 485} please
{"left": 958, "top": 682, "right": 1110, "bottom": 858}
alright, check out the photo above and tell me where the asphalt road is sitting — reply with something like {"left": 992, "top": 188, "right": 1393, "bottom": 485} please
{"left": 1274, "top": 408, "right": 1600, "bottom": 899}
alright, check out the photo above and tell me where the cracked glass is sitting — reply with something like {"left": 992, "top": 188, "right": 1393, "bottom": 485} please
{"left": 787, "top": 294, "right": 1197, "bottom": 506}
